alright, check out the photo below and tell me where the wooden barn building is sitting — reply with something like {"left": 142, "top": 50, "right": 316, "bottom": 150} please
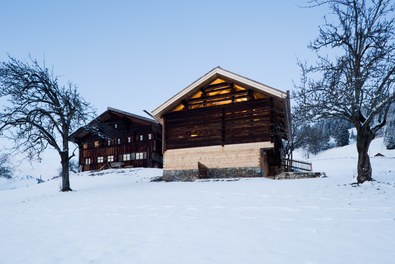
{"left": 70, "top": 107, "right": 163, "bottom": 171}
{"left": 152, "top": 67, "right": 291, "bottom": 180}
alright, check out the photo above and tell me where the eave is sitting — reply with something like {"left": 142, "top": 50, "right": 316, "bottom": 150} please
{"left": 151, "top": 66, "right": 287, "bottom": 123}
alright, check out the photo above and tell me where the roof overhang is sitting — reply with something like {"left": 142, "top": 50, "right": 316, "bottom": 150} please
{"left": 151, "top": 67, "right": 287, "bottom": 122}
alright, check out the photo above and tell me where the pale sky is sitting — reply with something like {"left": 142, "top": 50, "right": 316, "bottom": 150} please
{"left": 1, "top": 0, "right": 328, "bottom": 117}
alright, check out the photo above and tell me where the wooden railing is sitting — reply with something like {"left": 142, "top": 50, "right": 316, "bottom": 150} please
{"left": 283, "top": 159, "right": 312, "bottom": 172}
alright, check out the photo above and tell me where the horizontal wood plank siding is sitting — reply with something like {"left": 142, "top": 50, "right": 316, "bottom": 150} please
{"left": 74, "top": 111, "right": 163, "bottom": 171}
{"left": 164, "top": 98, "right": 278, "bottom": 150}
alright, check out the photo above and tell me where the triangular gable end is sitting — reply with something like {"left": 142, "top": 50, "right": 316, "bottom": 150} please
{"left": 152, "top": 67, "right": 287, "bottom": 122}
{"left": 171, "top": 77, "right": 274, "bottom": 112}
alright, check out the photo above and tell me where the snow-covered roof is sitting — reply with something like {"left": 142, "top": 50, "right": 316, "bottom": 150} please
{"left": 151, "top": 67, "right": 287, "bottom": 121}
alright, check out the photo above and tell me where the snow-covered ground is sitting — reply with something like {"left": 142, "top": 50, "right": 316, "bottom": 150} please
{"left": 0, "top": 138, "right": 394, "bottom": 264}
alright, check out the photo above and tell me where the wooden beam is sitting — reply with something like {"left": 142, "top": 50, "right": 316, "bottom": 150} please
{"left": 203, "top": 82, "right": 231, "bottom": 91}
{"left": 187, "top": 90, "right": 249, "bottom": 104}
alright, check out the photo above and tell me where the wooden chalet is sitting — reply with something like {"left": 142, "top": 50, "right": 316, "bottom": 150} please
{"left": 70, "top": 107, "right": 162, "bottom": 171}
{"left": 152, "top": 67, "right": 291, "bottom": 180}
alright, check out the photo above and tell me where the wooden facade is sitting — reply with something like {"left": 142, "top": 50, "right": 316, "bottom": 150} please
{"left": 152, "top": 67, "right": 290, "bottom": 180}
{"left": 164, "top": 98, "right": 284, "bottom": 149}
{"left": 70, "top": 107, "right": 162, "bottom": 172}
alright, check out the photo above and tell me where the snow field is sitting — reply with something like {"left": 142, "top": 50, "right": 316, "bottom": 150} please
{"left": 0, "top": 138, "right": 394, "bottom": 264}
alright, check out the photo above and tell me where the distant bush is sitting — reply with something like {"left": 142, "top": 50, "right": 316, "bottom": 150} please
{"left": 150, "top": 176, "right": 165, "bottom": 182}
{"left": 384, "top": 104, "right": 395, "bottom": 150}
{"left": 384, "top": 121, "right": 395, "bottom": 149}
{"left": 0, "top": 153, "right": 13, "bottom": 179}
{"left": 333, "top": 124, "right": 350, "bottom": 147}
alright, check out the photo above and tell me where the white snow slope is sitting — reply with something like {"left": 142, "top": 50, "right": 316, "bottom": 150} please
{"left": 0, "top": 138, "right": 394, "bottom": 264}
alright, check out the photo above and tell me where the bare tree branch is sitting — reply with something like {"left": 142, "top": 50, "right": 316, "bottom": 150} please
{"left": 0, "top": 55, "right": 96, "bottom": 191}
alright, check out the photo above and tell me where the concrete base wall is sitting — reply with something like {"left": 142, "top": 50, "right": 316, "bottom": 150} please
{"left": 162, "top": 142, "right": 273, "bottom": 181}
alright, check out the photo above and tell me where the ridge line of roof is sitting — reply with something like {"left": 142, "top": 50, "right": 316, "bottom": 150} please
{"left": 106, "top": 106, "right": 158, "bottom": 124}
{"left": 151, "top": 67, "right": 222, "bottom": 116}
{"left": 217, "top": 67, "right": 286, "bottom": 96}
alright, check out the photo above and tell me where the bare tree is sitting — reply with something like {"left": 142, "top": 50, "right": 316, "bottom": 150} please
{"left": 0, "top": 56, "right": 95, "bottom": 191}
{"left": 283, "top": 108, "right": 307, "bottom": 160}
{"left": 294, "top": 0, "right": 395, "bottom": 183}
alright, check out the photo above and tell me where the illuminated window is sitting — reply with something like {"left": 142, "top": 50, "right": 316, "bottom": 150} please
{"left": 114, "top": 124, "right": 118, "bottom": 128}
{"left": 136, "top": 152, "right": 147, "bottom": 160}
{"left": 107, "top": 155, "right": 114, "bottom": 162}
{"left": 108, "top": 140, "right": 111, "bottom": 146}
{"left": 123, "top": 153, "right": 131, "bottom": 161}
{"left": 97, "top": 156, "right": 104, "bottom": 163}
{"left": 85, "top": 158, "right": 91, "bottom": 165}
{"left": 83, "top": 143, "right": 88, "bottom": 149}
{"left": 148, "top": 133, "right": 152, "bottom": 140}
{"left": 140, "top": 135, "right": 144, "bottom": 141}
{"left": 94, "top": 141, "right": 100, "bottom": 148}
{"left": 117, "top": 138, "right": 121, "bottom": 144}
{"left": 128, "top": 137, "right": 131, "bottom": 143}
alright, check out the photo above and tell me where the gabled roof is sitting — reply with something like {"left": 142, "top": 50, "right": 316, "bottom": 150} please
{"left": 104, "top": 107, "right": 158, "bottom": 124}
{"left": 152, "top": 67, "right": 287, "bottom": 121}
{"left": 69, "top": 107, "right": 157, "bottom": 142}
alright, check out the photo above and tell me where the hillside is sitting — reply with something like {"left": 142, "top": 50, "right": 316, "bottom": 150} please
{"left": 0, "top": 138, "right": 394, "bottom": 263}
{"left": 301, "top": 136, "right": 394, "bottom": 180}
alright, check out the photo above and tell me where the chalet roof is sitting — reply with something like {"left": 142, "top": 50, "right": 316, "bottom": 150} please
{"left": 69, "top": 107, "right": 157, "bottom": 142}
{"left": 152, "top": 66, "right": 288, "bottom": 121}
{"left": 104, "top": 107, "right": 157, "bottom": 124}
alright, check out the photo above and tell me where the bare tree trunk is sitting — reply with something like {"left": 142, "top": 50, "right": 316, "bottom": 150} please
{"left": 60, "top": 152, "right": 72, "bottom": 192}
{"left": 356, "top": 128, "right": 375, "bottom": 183}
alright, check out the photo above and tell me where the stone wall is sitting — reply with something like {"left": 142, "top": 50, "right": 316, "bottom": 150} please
{"left": 162, "top": 167, "right": 262, "bottom": 182}
{"left": 273, "top": 172, "right": 324, "bottom": 180}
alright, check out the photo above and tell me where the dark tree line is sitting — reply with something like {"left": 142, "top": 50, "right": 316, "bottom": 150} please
{"left": 0, "top": 56, "right": 95, "bottom": 191}
{"left": 289, "top": 115, "right": 351, "bottom": 155}
{"left": 384, "top": 103, "right": 395, "bottom": 149}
